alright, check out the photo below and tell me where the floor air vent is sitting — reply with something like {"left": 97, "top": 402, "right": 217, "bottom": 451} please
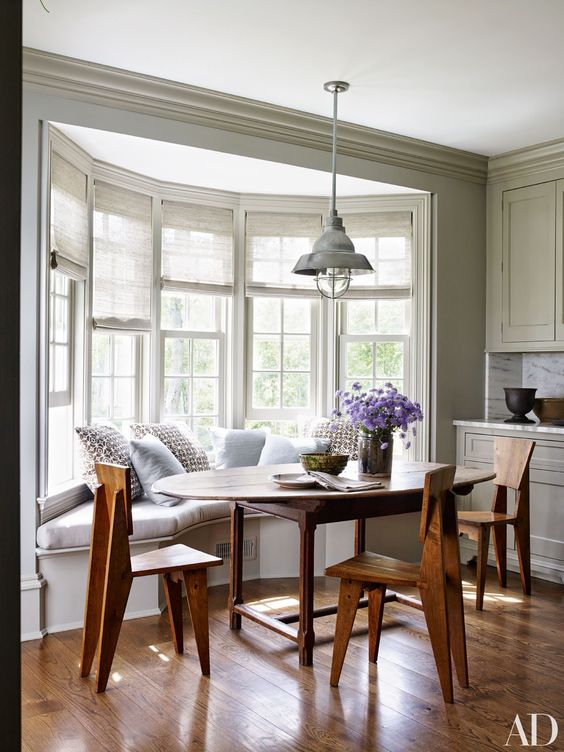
{"left": 215, "top": 537, "right": 257, "bottom": 561}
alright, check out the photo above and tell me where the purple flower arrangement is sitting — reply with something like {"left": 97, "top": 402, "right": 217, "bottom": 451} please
{"left": 333, "top": 382, "right": 423, "bottom": 449}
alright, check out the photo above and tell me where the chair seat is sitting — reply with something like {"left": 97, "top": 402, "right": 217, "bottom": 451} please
{"left": 325, "top": 551, "right": 420, "bottom": 587}
{"left": 457, "top": 510, "right": 517, "bottom": 527}
{"left": 131, "top": 543, "right": 222, "bottom": 577}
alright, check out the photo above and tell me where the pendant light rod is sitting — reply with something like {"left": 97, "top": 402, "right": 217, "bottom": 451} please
{"left": 323, "top": 81, "right": 349, "bottom": 215}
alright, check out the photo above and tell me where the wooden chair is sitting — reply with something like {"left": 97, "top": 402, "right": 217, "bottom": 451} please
{"left": 80, "top": 463, "right": 222, "bottom": 693}
{"left": 325, "top": 465, "right": 465, "bottom": 703}
{"left": 458, "top": 436, "right": 535, "bottom": 610}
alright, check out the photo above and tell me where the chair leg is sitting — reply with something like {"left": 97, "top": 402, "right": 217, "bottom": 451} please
{"left": 367, "top": 585, "right": 386, "bottom": 663}
{"left": 95, "top": 574, "right": 132, "bottom": 693}
{"left": 493, "top": 525, "right": 507, "bottom": 588}
{"left": 330, "top": 578, "right": 363, "bottom": 688}
{"left": 420, "top": 585, "right": 453, "bottom": 703}
{"left": 476, "top": 526, "right": 490, "bottom": 611}
{"left": 514, "top": 521, "right": 531, "bottom": 596}
{"left": 163, "top": 572, "right": 184, "bottom": 654}
{"left": 184, "top": 569, "right": 211, "bottom": 675}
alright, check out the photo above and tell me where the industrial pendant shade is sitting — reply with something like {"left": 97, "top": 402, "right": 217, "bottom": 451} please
{"left": 292, "top": 81, "right": 373, "bottom": 298}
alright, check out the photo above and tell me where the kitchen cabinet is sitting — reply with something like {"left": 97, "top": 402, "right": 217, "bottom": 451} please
{"left": 486, "top": 170, "right": 564, "bottom": 351}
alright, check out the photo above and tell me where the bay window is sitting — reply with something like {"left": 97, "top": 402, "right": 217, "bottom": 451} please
{"left": 43, "top": 126, "right": 429, "bottom": 521}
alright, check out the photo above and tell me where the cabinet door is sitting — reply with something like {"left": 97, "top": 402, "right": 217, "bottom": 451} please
{"left": 502, "top": 182, "right": 556, "bottom": 343}
{"left": 555, "top": 180, "right": 564, "bottom": 341}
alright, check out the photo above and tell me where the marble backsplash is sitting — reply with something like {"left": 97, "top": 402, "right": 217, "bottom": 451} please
{"left": 486, "top": 352, "right": 564, "bottom": 420}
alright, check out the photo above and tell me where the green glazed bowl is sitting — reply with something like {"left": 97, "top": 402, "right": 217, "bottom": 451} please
{"left": 299, "top": 452, "right": 349, "bottom": 475}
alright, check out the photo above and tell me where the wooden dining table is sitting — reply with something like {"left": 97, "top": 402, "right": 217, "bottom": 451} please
{"left": 154, "top": 461, "right": 495, "bottom": 667}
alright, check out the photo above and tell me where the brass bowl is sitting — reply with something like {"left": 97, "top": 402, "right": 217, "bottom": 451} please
{"left": 299, "top": 452, "right": 349, "bottom": 475}
{"left": 532, "top": 398, "right": 564, "bottom": 423}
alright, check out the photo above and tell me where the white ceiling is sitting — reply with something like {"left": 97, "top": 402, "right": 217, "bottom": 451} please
{"left": 55, "top": 123, "right": 420, "bottom": 195}
{"left": 24, "top": 0, "right": 564, "bottom": 156}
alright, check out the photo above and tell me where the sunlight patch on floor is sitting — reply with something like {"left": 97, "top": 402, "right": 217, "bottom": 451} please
{"left": 248, "top": 595, "right": 300, "bottom": 612}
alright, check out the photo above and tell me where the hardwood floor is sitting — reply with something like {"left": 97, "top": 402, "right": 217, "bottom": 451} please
{"left": 22, "top": 567, "right": 564, "bottom": 751}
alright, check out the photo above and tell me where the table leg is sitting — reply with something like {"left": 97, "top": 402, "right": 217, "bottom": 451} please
{"left": 443, "top": 490, "right": 469, "bottom": 687}
{"left": 354, "top": 519, "right": 366, "bottom": 555}
{"left": 229, "top": 502, "right": 244, "bottom": 630}
{"left": 298, "top": 514, "right": 316, "bottom": 666}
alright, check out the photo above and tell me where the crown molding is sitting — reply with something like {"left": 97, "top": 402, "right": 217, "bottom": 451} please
{"left": 23, "top": 48, "right": 487, "bottom": 185}
{"left": 488, "top": 137, "right": 564, "bottom": 184}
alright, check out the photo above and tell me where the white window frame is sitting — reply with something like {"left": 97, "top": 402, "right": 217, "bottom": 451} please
{"left": 339, "top": 332, "right": 411, "bottom": 390}
{"left": 160, "top": 329, "right": 226, "bottom": 431}
{"left": 48, "top": 272, "right": 73, "bottom": 409}
{"left": 245, "top": 295, "right": 319, "bottom": 423}
{"left": 333, "top": 194, "right": 431, "bottom": 461}
{"left": 90, "top": 329, "right": 143, "bottom": 429}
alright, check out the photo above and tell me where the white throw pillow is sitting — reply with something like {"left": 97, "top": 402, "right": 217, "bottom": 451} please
{"left": 211, "top": 428, "right": 267, "bottom": 469}
{"left": 258, "top": 435, "right": 331, "bottom": 465}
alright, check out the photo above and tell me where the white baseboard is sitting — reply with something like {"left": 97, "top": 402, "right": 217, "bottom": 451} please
{"left": 459, "top": 539, "right": 564, "bottom": 586}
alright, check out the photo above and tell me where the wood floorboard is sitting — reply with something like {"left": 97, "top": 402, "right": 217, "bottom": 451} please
{"left": 22, "top": 566, "right": 564, "bottom": 752}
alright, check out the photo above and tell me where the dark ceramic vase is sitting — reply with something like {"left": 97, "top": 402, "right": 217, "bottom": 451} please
{"left": 357, "top": 434, "right": 393, "bottom": 476}
{"left": 503, "top": 387, "right": 537, "bottom": 424}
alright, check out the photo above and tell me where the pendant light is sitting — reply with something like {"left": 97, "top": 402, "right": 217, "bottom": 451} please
{"left": 292, "top": 81, "right": 374, "bottom": 298}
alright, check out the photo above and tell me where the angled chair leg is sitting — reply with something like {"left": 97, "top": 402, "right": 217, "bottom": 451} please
{"left": 163, "top": 572, "right": 185, "bottom": 654}
{"left": 330, "top": 579, "right": 363, "bottom": 687}
{"left": 95, "top": 491, "right": 133, "bottom": 694}
{"left": 493, "top": 525, "right": 507, "bottom": 588}
{"left": 514, "top": 521, "right": 531, "bottom": 596}
{"left": 96, "top": 574, "right": 132, "bottom": 693}
{"left": 81, "top": 487, "right": 111, "bottom": 678}
{"left": 420, "top": 586, "right": 453, "bottom": 703}
{"left": 476, "top": 526, "right": 491, "bottom": 611}
{"left": 184, "top": 569, "right": 211, "bottom": 675}
{"left": 367, "top": 585, "right": 386, "bottom": 663}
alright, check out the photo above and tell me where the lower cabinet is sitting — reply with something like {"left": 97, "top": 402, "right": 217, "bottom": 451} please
{"left": 455, "top": 424, "right": 564, "bottom": 584}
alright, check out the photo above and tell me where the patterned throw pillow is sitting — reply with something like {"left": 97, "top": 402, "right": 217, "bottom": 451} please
{"left": 130, "top": 423, "right": 210, "bottom": 473}
{"left": 75, "top": 425, "right": 143, "bottom": 498}
{"left": 307, "top": 416, "right": 359, "bottom": 460}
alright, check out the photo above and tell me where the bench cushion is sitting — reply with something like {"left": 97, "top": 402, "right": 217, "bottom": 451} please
{"left": 36, "top": 496, "right": 256, "bottom": 551}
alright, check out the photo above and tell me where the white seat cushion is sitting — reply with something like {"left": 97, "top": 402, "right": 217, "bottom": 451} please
{"left": 37, "top": 495, "right": 258, "bottom": 551}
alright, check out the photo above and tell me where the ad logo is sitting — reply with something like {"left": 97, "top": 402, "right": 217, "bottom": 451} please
{"left": 505, "top": 714, "right": 559, "bottom": 747}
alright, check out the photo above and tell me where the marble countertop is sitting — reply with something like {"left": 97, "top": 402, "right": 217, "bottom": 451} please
{"left": 453, "top": 418, "right": 564, "bottom": 434}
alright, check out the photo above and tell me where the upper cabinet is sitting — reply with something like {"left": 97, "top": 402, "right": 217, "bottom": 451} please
{"left": 487, "top": 174, "right": 564, "bottom": 351}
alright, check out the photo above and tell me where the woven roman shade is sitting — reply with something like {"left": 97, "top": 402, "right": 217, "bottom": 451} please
{"left": 161, "top": 201, "right": 234, "bottom": 294}
{"left": 341, "top": 211, "right": 412, "bottom": 295}
{"left": 50, "top": 152, "right": 89, "bottom": 279}
{"left": 93, "top": 181, "right": 153, "bottom": 330}
{"left": 245, "top": 211, "right": 322, "bottom": 296}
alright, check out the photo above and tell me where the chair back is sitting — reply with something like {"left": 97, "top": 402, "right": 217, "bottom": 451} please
{"left": 419, "top": 465, "right": 457, "bottom": 544}
{"left": 492, "top": 437, "right": 535, "bottom": 491}
{"left": 96, "top": 462, "right": 133, "bottom": 535}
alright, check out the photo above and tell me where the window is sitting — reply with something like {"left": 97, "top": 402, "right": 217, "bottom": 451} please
{"left": 89, "top": 181, "right": 153, "bottom": 433}
{"left": 91, "top": 332, "right": 141, "bottom": 433}
{"left": 246, "top": 297, "right": 317, "bottom": 435}
{"left": 49, "top": 272, "right": 72, "bottom": 407}
{"left": 48, "top": 271, "right": 75, "bottom": 489}
{"left": 161, "top": 292, "right": 225, "bottom": 448}
{"left": 340, "top": 300, "right": 410, "bottom": 392}
{"left": 338, "top": 210, "right": 414, "bottom": 455}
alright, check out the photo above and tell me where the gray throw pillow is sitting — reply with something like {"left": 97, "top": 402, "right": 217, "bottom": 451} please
{"left": 211, "top": 428, "right": 267, "bottom": 469}
{"left": 129, "top": 435, "right": 186, "bottom": 507}
{"left": 258, "top": 435, "right": 331, "bottom": 465}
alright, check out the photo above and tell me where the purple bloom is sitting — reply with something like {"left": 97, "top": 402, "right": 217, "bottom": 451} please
{"left": 332, "top": 382, "right": 423, "bottom": 451}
